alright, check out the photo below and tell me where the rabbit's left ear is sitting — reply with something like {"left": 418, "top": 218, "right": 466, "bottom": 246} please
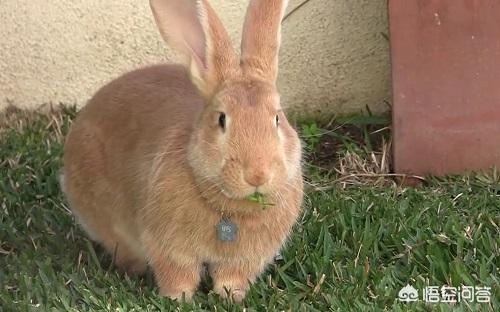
{"left": 240, "top": 0, "right": 289, "bottom": 84}
{"left": 150, "top": 0, "right": 238, "bottom": 98}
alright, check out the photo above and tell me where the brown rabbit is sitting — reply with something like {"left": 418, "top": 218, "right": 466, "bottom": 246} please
{"left": 62, "top": 0, "right": 303, "bottom": 302}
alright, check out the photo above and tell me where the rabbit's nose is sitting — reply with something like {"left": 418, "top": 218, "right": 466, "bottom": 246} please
{"left": 244, "top": 168, "right": 270, "bottom": 187}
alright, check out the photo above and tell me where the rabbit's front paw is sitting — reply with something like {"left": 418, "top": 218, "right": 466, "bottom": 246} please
{"left": 211, "top": 263, "right": 261, "bottom": 303}
{"left": 151, "top": 256, "right": 201, "bottom": 302}
{"left": 213, "top": 284, "right": 247, "bottom": 303}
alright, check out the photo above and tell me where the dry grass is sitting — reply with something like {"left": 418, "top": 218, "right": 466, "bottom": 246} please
{"left": 309, "top": 130, "right": 498, "bottom": 192}
{"left": 332, "top": 139, "right": 426, "bottom": 189}
{"left": 306, "top": 124, "right": 425, "bottom": 193}
{"left": 0, "top": 105, "right": 70, "bottom": 143}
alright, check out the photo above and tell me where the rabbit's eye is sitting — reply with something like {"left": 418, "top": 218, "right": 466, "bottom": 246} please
{"left": 218, "top": 113, "right": 226, "bottom": 131}
{"left": 275, "top": 114, "right": 280, "bottom": 126}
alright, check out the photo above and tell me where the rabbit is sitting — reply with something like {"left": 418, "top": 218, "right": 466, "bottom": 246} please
{"left": 62, "top": 0, "right": 303, "bottom": 302}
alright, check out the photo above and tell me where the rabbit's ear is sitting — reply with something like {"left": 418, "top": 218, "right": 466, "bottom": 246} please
{"left": 150, "top": 0, "right": 238, "bottom": 97}
{"left": 240, "top": 0, "right": 289, "bottom": 83}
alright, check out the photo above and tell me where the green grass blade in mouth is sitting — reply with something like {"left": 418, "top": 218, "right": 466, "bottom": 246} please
{"left": 245, "top": 192, "right": 275, "bottom": 208}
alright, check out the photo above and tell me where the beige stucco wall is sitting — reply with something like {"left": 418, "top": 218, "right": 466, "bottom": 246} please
{"left": 0, "top": 0, "right": 390, "bottom": 117}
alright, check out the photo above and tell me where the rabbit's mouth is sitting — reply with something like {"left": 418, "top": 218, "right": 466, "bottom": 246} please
{"left": 219, "top": 187, "right": 255, "bottom": 200}
{"left": 220, "top": 185, "right": 272, "bottom": 201}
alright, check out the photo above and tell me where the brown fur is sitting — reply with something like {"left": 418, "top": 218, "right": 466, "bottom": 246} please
{"left": 62, "top": 0, "right": 302, "bottom": 302}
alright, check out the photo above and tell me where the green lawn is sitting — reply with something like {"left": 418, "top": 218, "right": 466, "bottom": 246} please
{"left": 0, "top": 108, "right": 498, "bottom": 311}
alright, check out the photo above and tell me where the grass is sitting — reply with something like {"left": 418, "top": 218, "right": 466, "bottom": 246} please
{"left": 0, "top": 107, "right": 499, "bottom": 311}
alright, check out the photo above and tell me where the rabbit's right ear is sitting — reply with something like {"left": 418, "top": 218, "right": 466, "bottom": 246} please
{"left": 240, "top": 0, "right": 289, "bottom": 84}
{"left": 150, "top": 0, "right": 238, "bottom": 98}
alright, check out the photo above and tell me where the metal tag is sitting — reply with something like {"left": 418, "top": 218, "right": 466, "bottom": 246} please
{"left": 216, "top": 218, "right": 238, "bottom": 242}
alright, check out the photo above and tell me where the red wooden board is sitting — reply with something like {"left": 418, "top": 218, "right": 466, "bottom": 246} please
{"left": 389, "top": 0, "right": 500, "bottom": 175}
